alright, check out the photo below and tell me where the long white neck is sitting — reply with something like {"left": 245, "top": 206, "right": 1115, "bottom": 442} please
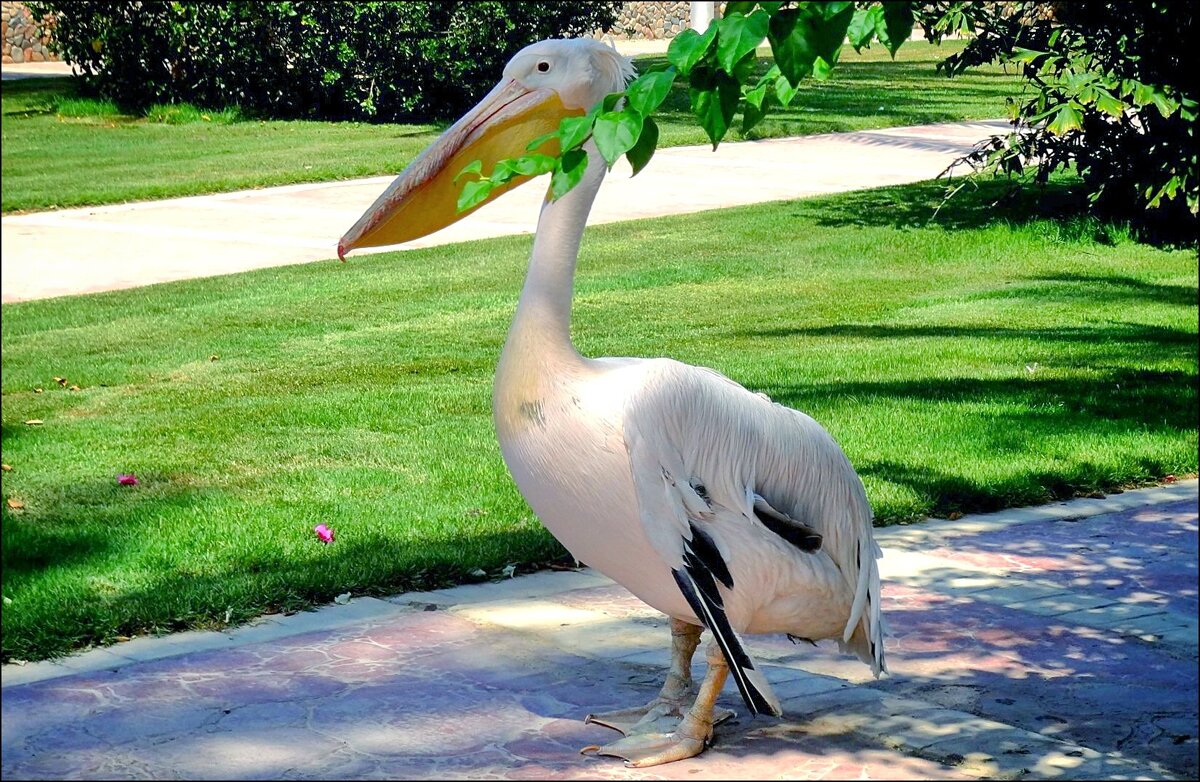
{"left": 493, "top": 143, "right": 606, "bottom": 433}
{"left": 502, "top": 142, "right": 607, "bottom": 366}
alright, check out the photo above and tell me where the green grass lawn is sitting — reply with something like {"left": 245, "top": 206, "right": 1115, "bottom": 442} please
{"left": 2, "top": 179, "right": 1196, "bottom": 662}
{"left": 1, "top": 40, "right": 1019, "bottom": 213}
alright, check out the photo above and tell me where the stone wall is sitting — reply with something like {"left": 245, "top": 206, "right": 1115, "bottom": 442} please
{"left": 605, "top": 1, "right": 729, "bottom": 40}
{"left": 608, "top": 1, "right": 690, "bottom": 40}
{"left": 2, "top": 0, "right": 57, "bottom": 63}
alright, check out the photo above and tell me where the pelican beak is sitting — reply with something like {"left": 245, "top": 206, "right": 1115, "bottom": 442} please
{"left": 338, "top": 80, "right": 581, "bottom": 260}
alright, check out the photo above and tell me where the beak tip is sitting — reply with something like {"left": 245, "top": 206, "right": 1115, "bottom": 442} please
{"left": 337, "top": 240, "right": 347, "bottom": 263}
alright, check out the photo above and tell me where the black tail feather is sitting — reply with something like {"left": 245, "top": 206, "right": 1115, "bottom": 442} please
{"left": 672, "top": 566, "right": 780, "bottom": 717}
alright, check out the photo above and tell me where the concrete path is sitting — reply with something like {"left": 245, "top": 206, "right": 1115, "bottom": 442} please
{"left": 0, "top": 60, "right": 75, "bottom": 80}
{"left": 0, "top": 119, "right": 1008, "bottom": 303}
{"left": 3, "top": 481, "right": 1195, "bottom": 780}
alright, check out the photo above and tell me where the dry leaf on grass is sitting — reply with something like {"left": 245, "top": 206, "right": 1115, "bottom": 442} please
{"left": 7, "top": 498, "right": 25, "bottom": 510}
{"left": 1, "top": 464, "right": 12, "bottom": 472}
{"left": 24, "top": 419, "right": 43, "bottom": 426}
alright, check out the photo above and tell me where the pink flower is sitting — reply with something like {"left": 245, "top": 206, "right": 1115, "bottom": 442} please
{"left": 314, "top": 524, "right": 335, "bottom": 544}
{"left": 116, "top": 474, "right": 139, "bottom": 486}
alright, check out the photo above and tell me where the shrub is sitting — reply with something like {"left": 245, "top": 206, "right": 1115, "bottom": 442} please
{"left": 30, "top": 1, "right": 622, "bottom": 122}
{"left": 920, "top": 1, "right": 1198, "bottom": 244}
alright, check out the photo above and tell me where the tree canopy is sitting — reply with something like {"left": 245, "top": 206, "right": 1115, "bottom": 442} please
{"left": 467, "top": 1, "right": 1196, "bottom": 243}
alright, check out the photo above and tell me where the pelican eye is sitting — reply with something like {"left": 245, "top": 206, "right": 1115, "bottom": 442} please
{"left": 536, "top": 60, "right": 551, "bottom": 73}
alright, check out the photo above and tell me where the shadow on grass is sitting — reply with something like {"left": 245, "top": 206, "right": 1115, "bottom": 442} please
{"left": 796, "top": 177, "right": 1087, "bottom": 232}
{"left": 857, "top": 457, "right": 1178, "bottom": 518}
{"left": 1, "top": 510, "right": 568, "bottom": 661}
{"left": 765, "top": 369, "right": 1196, "bottom": 433}
{"left": 748, "top": 322, "right": 1197, "bottom": 348}
{"left": 1029, "top": 273, "right": 1199, "bottom": 308}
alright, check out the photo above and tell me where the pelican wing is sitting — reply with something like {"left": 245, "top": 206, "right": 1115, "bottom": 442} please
{"left": 622, "top": 359, "right": 886, "bottom": 680}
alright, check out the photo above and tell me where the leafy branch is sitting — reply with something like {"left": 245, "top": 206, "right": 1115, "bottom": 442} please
{"left": 456, "top": 0, "right": 917, "bottom": 211}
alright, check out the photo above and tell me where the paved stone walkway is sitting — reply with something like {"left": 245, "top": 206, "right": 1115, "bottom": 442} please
{"left": 3, "top": 481, "right": 1195, "bottom": 780}
{"left": 0, "top": 119, "right": 1009, "bottom": 303}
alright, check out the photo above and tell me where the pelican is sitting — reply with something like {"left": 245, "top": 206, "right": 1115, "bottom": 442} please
{"left": 339, "top": 38, "right": 886, "bottom": 767}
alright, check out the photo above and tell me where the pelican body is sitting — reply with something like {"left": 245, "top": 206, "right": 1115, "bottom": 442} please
{"left": 340, "top": 39, "right": 886, "bottom": 766}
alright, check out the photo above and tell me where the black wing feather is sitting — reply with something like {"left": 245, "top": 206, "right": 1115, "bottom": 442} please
{"left": 671, "top": 523, "right": 781, "bottom": 717}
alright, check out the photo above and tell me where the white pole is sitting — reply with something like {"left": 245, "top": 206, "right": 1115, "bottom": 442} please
{"left": 690, "top": 1, "right": 715, "bottom": 32}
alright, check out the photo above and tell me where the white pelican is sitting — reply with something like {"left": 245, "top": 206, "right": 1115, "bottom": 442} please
{"left": 338, "top": 38, "right": 886, "bottom": 767}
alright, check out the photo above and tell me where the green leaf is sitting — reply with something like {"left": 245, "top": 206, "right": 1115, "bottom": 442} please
{"left": 489, "top": 159, "right": 520, "bottom": 184}
{"left": 625, "top": 69, "right": 676, "bottom": 117}
{"left": 1046, "top": 104, "right": 1082, "bottom": 136}
{"left": 716, "top": 9, "right": 770, "bottom": 73}
{"left": 456, "top": 178, "right": 494, "bottom": 213}
{"left": 667, "top": 25, "right": 717, "bottom": 75}
{"left": 690, "top": 70, "right": 741, "bottom": 147}
{"left": 741, "top": 78, "right": 773, "bottom": 134}
{"left": 767, "top": 9, "right": 816, "bottom": 84}
{"left": 774, "top": 73, "right": 799, "bottom": 106}
{"left": 813, "top": 1, "right": 855, "bottom": 19}
{"left": 1129, "top": 82, "right": 1179, "bottom": 117}
{"left": 593, "top": 109, "right": 644, "bottom": 167}
{"left": 557, "top": 114, "right": 595, "bottom": 151}
{"left": 741, "top": 97, "right": 767, "bottom": 134}
{"left": 812, "top": 56, "right": 837, "bottom": 81}
{"left": 505, "top": 154, "right": 556, "bottom": 177}
{"left": 454, "top": 159, "right": 483, "bottom": 183}
{"left": 743, "top": 82, "right": 769, "bottom": 110}
{"left": 725, "top": 1, "right": 758, "bottom": 15}
{"left": 626, "top": 116, "right": 659, "bottom": 176}
{"left": 1093, "top": 89, "right": 1125, "bottom": 119}
{"left": 1008, "top": 47, "right": 1046, "bottom": 65}
{"left": 1149, "top": 90, "right": 1180, "bottom": 118}
{"left": 877, "top": 1, "right": 914, "bottom": 57}
{"left": 812, "top": 2, "right": 856, "bottom": 59}
{"left": 525, "top": 131, "right": 557, "bottom": 152}
{"left": 768, "top": 4, "right": 853, "bottom": 85}
{"left": 847, "top": 6, "right": 879, "bottom": 52}
{"left": 550, "top": 149, "right": 588, "bottom": 200}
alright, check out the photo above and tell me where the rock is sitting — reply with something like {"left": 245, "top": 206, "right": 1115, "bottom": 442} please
{"left": 10, "top": 45, "right": 22, "bottom": 62}
{"left": 30, "top": 48, "right": 42, "bottom": 60}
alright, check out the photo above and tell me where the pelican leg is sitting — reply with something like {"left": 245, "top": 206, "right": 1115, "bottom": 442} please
{"left": 584, "top": 639, "right": 732, "bottom": 767}
{"left": 584, "top": 618, "right": 702, "bottom": 736}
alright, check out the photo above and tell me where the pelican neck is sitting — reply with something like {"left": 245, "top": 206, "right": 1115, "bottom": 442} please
{"left": 504, "top": 143, "right": 607, "bottom": 363}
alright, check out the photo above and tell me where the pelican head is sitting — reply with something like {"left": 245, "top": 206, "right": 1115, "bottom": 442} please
{"left": 338, "top": 39, "right": 634, "bottom": 259}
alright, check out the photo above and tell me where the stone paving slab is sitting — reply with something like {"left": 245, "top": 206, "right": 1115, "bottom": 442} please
{"left": 2, "top": 481, "right": 1195, "bottom": 780}
{"left": 0, "top": 120, "right": 1010, "bottom": 303}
